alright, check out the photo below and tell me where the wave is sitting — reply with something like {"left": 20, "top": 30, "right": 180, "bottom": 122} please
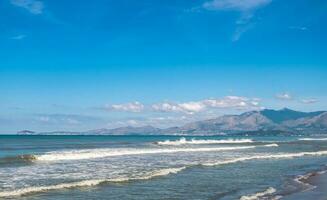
{"left": 298, "top": 138, "right": 327, "bottom": 141}
{"left": 0, "top": 167, "right": 186, "bottom": 197}
{"left": 156, "top": 138, "right": 254, "bottom": 145}
{"left": 293, "top": 174, "right": 316, "bottom": 190}
{"left": 0, "top": 154, "right": 37, "bottom": 165}
{"left": 202, "top": 150, "right": 327, "bottom": 166}
{"left": 240, "top": 187, "right": 277, "bottom": 200}
{"left": 3, "top": 149, "right": 327, "bottom": 198}
{"left": 36, "top": 146, "right": 256, "bottom": 162}
{"left": 293, "top": 168, "right": 327, "bottom": 191}
{"left": 263, "top": 143, "right": 279, "bottom": 147}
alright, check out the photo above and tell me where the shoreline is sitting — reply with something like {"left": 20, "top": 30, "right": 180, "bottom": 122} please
{"left": 249, "top": 166, "right": 327, "bottom": 200}
{"left": 282, "top": 166, "right": 327, "bottom": 200}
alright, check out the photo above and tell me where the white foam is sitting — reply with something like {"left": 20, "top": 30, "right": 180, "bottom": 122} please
{"left": 240, "top": 187, "right": 276, "bottom": 200}
{"left": 0, "top": 167, "right": 185, "bottom": 197}
{"left": 157, "top": 138, "right": 254, "bottom": 145}
{"left": 293, "top": 174, "right": 315, "bottom": 189}
{"left": 203, "top": 150, "right": 327, "bottom": 166}
{"left": 36, "top": 146, "right": 256, "bottom": 162}
{"left": 263, "top": 143, "right": 279, "bottom": 147}
{"left": 298, "top": 138, "right": 327, "bottom": 141}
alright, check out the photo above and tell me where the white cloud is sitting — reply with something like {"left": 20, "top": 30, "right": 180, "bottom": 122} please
{"left": 11, "top": 0, "right": 44, "bottom": 15}
{"left": 106, "top": 101, "right": 144, "bottom": 112}
{"left": 179, "top": 102, "right": 207, "bottom": 113}
{"left": 203, "top": 0, "right": 272, "bottom": 41}
{"left": 152, "top": 102, "right": 206, "bottom": 114}
{"left": 203, "top": 0, "right": 271, "bottom": 11}
{"left": 301, "top": 98, "right": 318, "bottom": 104}
{"left": 232, "top": 23, "right": 254, "bottom": 41}
{"left": 276, "top": 92, "right": 292, "bottom": 100}
{"left": 152, "top": 96, "right": 261, "bottom": 114}
{"left": 152, "top": 102, "right": 186, "bottom": 113}
{"left": 10, "top": 34, "right": 26, "bottom": 40}
{"left": 103, "top": 96, "right": 261, "bottom": 115}
{"left": 203, "top": 96, "right": 260, "bottom": 108}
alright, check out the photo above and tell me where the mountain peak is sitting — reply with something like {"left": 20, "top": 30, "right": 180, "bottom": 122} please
{"left": 281, "top": 107, "right": 293, "bottom": 111}
{"left": 260, "top": 108, "right": 324, "bottom": 123}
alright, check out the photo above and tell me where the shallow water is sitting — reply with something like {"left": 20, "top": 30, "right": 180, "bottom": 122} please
{"left": 1, "top": 135, "right": 327, "bottom": 199}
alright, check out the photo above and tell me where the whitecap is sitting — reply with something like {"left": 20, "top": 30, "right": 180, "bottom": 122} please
{"left": 157, "top": 138, "right": 254, "bottom": 145}
{"left": 263, "top": 143, "right": 279, "bottom": 147}
{"left": 298, "top": 138, "right": 327, "bottom": 141}
{"left": 36, "top": 146, "right": 256, "bottom": 162}
{"left": 202, "top": 150, "right": 327, "bottom": 166}
{"left": 0, "top": 167, "right": 186, "bottom": 197}
{"left": 240, "top": 187, "right": 276, "bottom": 200}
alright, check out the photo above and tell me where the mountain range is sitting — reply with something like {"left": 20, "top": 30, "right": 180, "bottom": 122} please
{"left": 20, "top": 108, "right": 327, "bottom": 136}
{"left": 167, "top": 108, "right": 327, "bottom": 135}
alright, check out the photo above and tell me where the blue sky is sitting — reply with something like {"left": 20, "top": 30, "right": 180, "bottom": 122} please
{"left": 0, "top": 0, "right": 327, "bottom": 133}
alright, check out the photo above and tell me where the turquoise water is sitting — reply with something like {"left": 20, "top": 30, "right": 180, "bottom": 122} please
{"left": 1, "top": 135, "right": 327, "bottom": 199}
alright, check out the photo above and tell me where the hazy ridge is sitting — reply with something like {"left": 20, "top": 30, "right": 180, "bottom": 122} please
{"left": 19, "top": 108, "right": 327, "bottom": 136}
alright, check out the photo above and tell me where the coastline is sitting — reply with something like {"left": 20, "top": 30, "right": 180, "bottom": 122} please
{"left": 246, "top": 166, "right": 327, "bottom": 200}
{"left": 283, "top": 167, "right": 327, "bottom": 200}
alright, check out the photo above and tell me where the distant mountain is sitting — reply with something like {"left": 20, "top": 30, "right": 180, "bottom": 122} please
{"left": 260, "top": 108, "right": 325, "bottom": 123}
{"left": 87, "top": 126, "right": 161, "bottom": 135}
{"left": 172, "top": 108, "right": 327, "bottom": 135}
{"left": 23, "top": 108, "right": 327, "bottom": 136}
{"left": 169, "top": 111, "right": 283, "bottom": 135}
{"left": 282, "top": 112, "right": 327, "bottom": 133}
{"left": 17, "top": 130, "right": 35, "bottom": 134}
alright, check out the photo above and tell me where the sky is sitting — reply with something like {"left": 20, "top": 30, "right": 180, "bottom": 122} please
{"left": 0, "top": 0, "right": 327, "bottom": 133}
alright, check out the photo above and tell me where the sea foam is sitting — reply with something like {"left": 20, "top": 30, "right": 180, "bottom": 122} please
{"left": 156, "top": 138, "right": 254, "bottom": 145}
{"left": 3, "top": 150, "right": 327, "bottom": 197}
{"left": 36, "top": 146, "right": 256, "bottom": 162}
{"left": 298, "top": 138, "right": 327, "bottom": 141}
{"left": 0, "top": 167, "right": 186, "bottom": 197}
{"left": 202, "top": 150, "right": 327, "bottom": 166}
{"left": 263, "top": 143, "right": 279, "bottom": 147}
{"left": 240, "top": 187, "right": 277, "bottom": 200}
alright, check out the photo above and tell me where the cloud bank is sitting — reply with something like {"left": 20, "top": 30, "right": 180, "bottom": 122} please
{"left": 10, "top": 0, "right": 44, "bottom": 15}
{"left": 105, "top": 101, "right": 145, "bottom": 112}
{"left": 104, "top": 96, "right": 262, "bottom": 114}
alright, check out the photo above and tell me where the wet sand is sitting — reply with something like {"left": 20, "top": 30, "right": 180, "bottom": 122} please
{"left": 284, "top": 170, "right": 327, "bottom": 200}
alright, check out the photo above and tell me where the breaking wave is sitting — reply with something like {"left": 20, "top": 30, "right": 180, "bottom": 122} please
{"left": 293, "top": 168, "right": 327, "bottom": 190}
{"left": 202, "top": 150, "right": 327, "bottom": 166}
{"left": 2, "top": 149, "right": 327, "bottom": 198}
{"left": 298, "top": 138, "right": 327, "bottom": 141}
{"left": 0, "top": 167, "right": 185, "bottom": 197}
{"left": 263, "top": 143, "right": 279, "bottom": 147}
{"left": 240, "top": 187, "right": 277, "bottom": 200}
{"left": 36, "top": 146, "right": 256, "bottom": 162}
{"left": 156, "top": 138, "right": 254, "bottom": 145}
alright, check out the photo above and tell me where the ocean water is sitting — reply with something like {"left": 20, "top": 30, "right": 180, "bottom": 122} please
{"left": 1, "top": 135, "right": 327, "bottom": 200}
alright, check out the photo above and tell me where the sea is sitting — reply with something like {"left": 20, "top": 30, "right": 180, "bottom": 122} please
{"left": 1, "top": 134, "right": 327, "bottom": 200}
